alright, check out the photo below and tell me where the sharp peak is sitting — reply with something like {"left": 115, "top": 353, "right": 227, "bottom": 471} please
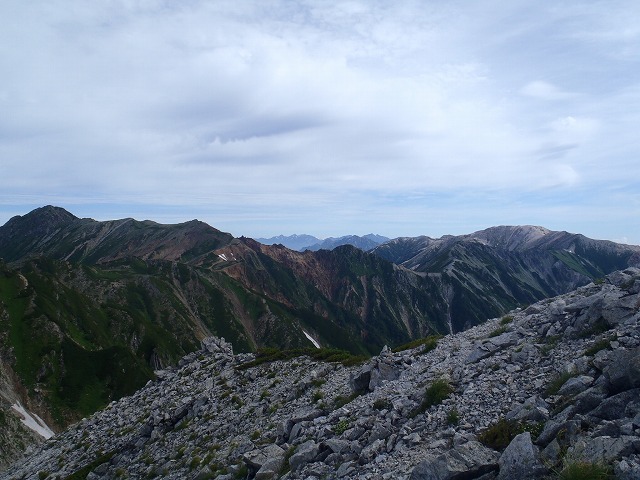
{"left": 11, "top": 205, "right": 79, "bottom": 225}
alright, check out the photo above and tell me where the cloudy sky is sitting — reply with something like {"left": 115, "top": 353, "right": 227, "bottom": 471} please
{"left": 1, "top": 1, "right": 639, "bottom": 243}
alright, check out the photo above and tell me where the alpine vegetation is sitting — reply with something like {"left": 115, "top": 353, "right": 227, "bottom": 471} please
{"left": 4, "top": 268, "right": 640, "bottom": 479}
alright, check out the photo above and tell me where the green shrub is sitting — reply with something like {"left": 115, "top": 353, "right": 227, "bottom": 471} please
{"left": 520, "top": 421, "right": 544, "bottom": 439}
{"left": 540, "top": 335, "right": 561, "bottom": 356}
{"left": 446, "top": 409, "right": 459, "bottom": 425}
{"left": 392, "top": 335, "right": 442, "bottom": 353}
{"left": 334, "top": 393, "right": 358, "bottom": 408}
{"left": 555, "top": 458, "right": 612, "bottom": 480}
{"left": 414, "top": 378, "right": 452, "bottom": 415}
{"left": 234, "top": 463, "right": 248, "bottom": 479}
{"left": 478, "top": 418, "right": 544, "bottom": 450}
{"left": 584, "top": 339, "right": 611, "bottom": 356}
{"left": 488, "top": 326, "right": 508, "bottom": 338}
{"left": 546, "top": 372, "right": 575, "bottom": 397}
{"left": 373, "top": 398, "right": 392, "bottom": 410}
{"left": 279, "top": 446, "right": 296, "bottom": 475}
{"left": 500, "top": 315, "right": 514, "bottom": 325}
{"left": 189, "top": 456, "right": 202, "bottom": 470}
{"left": 310, "top": 378, "right": 326, "bottom": 387}
{"left": 578, "top": 318, "right": 610, "bottom": 338}
{"left": 237, "top": 347, "right": 367, "bottom": 370}
{"left": 334, "top": 419, "right": 350, "bottom": 435}
{"left": 477, "top": 418, "right": 522, "bottom": 450}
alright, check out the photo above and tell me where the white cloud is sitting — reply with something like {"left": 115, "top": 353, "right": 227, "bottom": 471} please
{"left": 0, "top": 1, "right": 639, "bottom": 244}
{"left": 521, "top": 81, "right": 576, "bottom": 100}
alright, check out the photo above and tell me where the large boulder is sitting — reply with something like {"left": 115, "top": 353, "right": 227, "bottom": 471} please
{"left": 289, "top": 440, "right": 320, "bottom": 471}
{"left": 568, "top": 436, "right": 640, "bottom": 463}
{"left": 588, "top": 389, "right": 640, "bottom": 421}
{"left": 603, "top": 348, "right": 640, "bottom": 393}
{"left": 349, "top": 346, "right": 401, "bottom": 393}
{"left": 243, "top": 444, "right": 285, "bottom": 480}
{"left": 410, "top": 441, "right": 499, "bottom": 480}
{"left": 506, "top": 396, "right": 549, "bottom": 423}
{"left": 497, "top": 432, "right": 547, "bottom": 480}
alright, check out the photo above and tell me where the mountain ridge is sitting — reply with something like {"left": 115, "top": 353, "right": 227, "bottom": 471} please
{"left": 2, "top": 206, "right": 640, "bottom": 468}
{"left": 5, "top": 267, "right": 640, "bottom": 478}
{"left": 256, "top": 234, "right": 390, "bottom": 252}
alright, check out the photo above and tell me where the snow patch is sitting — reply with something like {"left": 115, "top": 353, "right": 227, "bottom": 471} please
{"left": 11, "top": 402, "right": 55, "bottom": 439}
{"left": 302, "top": 330, "right": 321, "bottom": 349}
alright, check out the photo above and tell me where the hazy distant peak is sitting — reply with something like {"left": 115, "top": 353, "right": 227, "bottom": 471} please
{"left": 255, "top": 234, "right": 321, "bottom": 250}
{"left": 302, "top": 234, "right": 390, "bottom": 252}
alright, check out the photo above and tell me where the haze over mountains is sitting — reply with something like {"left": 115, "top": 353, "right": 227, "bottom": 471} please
{"left": 1, "top": 205, "right": 640, "bottom": 470}
{"left": 255, "top": 234, "right": 390, "bottom": 252}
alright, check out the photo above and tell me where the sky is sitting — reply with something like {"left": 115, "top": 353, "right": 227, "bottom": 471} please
{"left": 1, "top": 1, "right": 639, "bottom": 244}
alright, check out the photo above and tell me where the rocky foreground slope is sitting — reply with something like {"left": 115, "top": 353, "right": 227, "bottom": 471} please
{"left": 4, "top": 268, "right": 640, "bottom": 479}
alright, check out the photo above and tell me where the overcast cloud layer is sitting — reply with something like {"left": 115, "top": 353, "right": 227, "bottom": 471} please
{"left": 1, "top": 1, "right": 639, "bottom": 243}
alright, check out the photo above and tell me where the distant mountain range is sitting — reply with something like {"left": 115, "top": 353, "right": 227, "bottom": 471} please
{"left": 1, "top": 206, "right": 639, "bottom": 465}
{"left": 255, "top": 234, "right": 390, "bottom": 252}
{"left": 255, "top": 234, "right": 322, "bottom": 251}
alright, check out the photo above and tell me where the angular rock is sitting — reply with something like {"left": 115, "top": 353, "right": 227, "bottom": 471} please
{"left": 350, "top": 364, "right": 373, "bottom": 393}
{"left": 569, "top": 435, "right": 639, "bottom": 463}
{"left": 488, "top": 332, "right": 518, "bottom": 349}
{"left": 201, "top": 336, "right": 233, "bottom": 355}
{"left": 410, "top": 441, "right": 499, "bottom": 480}
{"left": 506, "top": 396, "right": 549, "bottom": 423}
{"left": 465, "top": 346, "right": 493, "bottom": 364}
{"left": 369, "top": 360, "right": 401, "bottom": 391}
{"left": 289, "top": 440, "right": 320, "bottom": 471}
{"left": 243, "top": 443, "right": 285, "bottom": 470}
{"left": 604, "top": 348, "right": 640, "bottom": 393}
{"left": 497, "top": 432, "right": 547, "bottom": 480}
{"left": 557, "top": 375, "right": 594, "bottom": 397}
{"left": 615, "top": 456, "right": 640, "bottom": 480}
{"left": 588, "top": 389, "right": 640, "bottom": 420}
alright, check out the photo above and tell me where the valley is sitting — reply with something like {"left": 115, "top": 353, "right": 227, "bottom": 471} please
{"left": 1, "top": 206, "right": 639, "bottom": 474}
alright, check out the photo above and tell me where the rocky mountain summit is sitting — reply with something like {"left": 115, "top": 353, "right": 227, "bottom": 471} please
{"left": 4, "top": 268, "right": 640, "bottom": 479}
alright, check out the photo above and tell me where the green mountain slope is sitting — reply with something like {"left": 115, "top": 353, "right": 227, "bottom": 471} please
{"left": 1, "top": 208, "right": 640, "bottom": 468}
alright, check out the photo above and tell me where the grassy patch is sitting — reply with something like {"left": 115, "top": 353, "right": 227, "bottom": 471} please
{"left": 578, "top": 318, "right": 611, "bottom": 338}
{"left": 63, "top": 451, "right": 115, "bottom": 480}
{"left": 373, "top": 398, "right": 393, "bottom": 410}
{"left": 584, "top": 338, "right": 612, "bottom": 356}
{"left": 236, "top": 347, "right": 367, "bottom": 370}
{"left": 413, "top": 378, "right": 452, "bottom": 416}
{"left": 446, "top": 409, "right": 459, "bottom": 425}
{"left": 477, "top": 418, "right": 522, "bottom": 450}
{"left": 392, "top": 334, "right": 442, "bottom": 353}
{"left": 334, "top": 419, "right": 350, "bottom": 435}
{"left": 555, "top": 458, "right": 613, "bottom": 480}
{"left": 478, "top": 418, "right": 544, "bottom": 450}
{"left": 334, "top": 393, "right": 359, "bottom": 409}
{"left": 500, "top": 315, "right": 514, "bottom": 325}
{"left": 488, "top": 326, "right": 508, "bottom": 338}
{"left": 279, "top": 446, "right": 296, "bottom": 476}
{"left": 545, "top": 371, "right": 575, "bottom": 397}
{"left": 540, "top": 335, "right": 561, "bottom": 356}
